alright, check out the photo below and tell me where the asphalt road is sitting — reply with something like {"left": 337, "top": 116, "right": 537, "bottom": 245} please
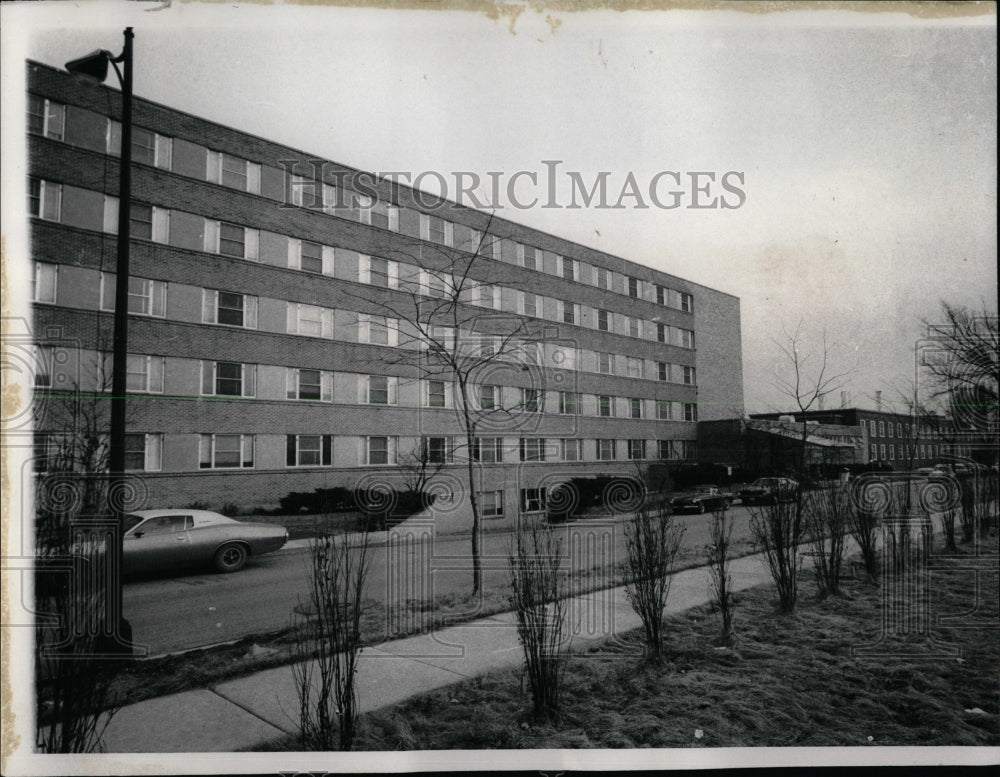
{"left": 123, "top": 506, "right": 758, "bottom": 657}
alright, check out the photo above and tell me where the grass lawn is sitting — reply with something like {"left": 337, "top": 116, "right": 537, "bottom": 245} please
{"left": 260, "top": 552, "right": 998, "bottom": 750}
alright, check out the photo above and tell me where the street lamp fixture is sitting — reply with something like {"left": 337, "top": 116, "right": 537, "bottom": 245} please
{"left": 66, "top": 28, "right": 134, "bottom": 654}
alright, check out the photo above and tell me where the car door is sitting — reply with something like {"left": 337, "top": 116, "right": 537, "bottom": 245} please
{"left": 123, "top": 514, "right": 194, "bottom": 574}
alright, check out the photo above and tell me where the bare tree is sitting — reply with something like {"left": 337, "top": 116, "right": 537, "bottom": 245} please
{"left": 921, "top": 301, "right": 998, "bottom": 437}
{"left": 773, "top": 321, "right": 855, "bottom": 480}
{"left": 803, "top": 484, "right": 849, "bottom": 598}
{"left": 344, "top": 221, "right": 541, "bottom": 595}
{"left": 396, "top": 439, "right": 448, "bottom": 501}
{"left": 292, "top": 532, "right": 371, "bottom": 751}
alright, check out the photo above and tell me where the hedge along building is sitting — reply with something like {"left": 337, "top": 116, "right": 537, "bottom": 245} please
{"left": 26, "top": 60, "right": 743, "bottom": 524}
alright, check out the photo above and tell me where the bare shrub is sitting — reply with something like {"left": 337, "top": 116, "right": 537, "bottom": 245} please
{"left": 749, "top": 499, "right": 803, "bottom": 612}
{"left": 292, "top": 532, "right": 370, "bottom": 750}
{"left": 846, "top": 499, "right": 880, "bottom": 583}
{"left": 35, "top": 505, "right": 123, "bottom": 753}
{"left": 622, "top": 499, "right": 685, "bottom": 660}
{"left": 508, "top": 517, "right": 565, "bottom": 721}
{"left": 804, "top": 485, "right": 849, "bottom": 598}
{"left": 707, "top": 508, "right": 736, "bottom": 646}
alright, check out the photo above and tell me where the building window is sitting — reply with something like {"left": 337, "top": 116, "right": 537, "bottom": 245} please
{"left": 597, "top": 309, "right": 609, "bottom": 332}
{"left": 870, "top": 420, "right": 877, "bottom": 436}
{"left": 480, "top": 490, "right": 504, "bottom": 518}
{"left": 680, "top": 329, "right": 695, "bottom": 349}
{"left": 521, "top": 291, "right": 538, "bottom": 317}
{"left": 422, "top": 436, "right": 454, "bottom": 464}
{"left": 473, "top": 437, "right": 504, "bottom": 464}
{"left": 598, "top": 395, "right": 613, "bottom": 417}
{"left": 125, "top": 433, "right": 162, "bottom": 472}
{"left": 519, "top": 438, "right": 547, "bottom": 462}
{"left": 361, "top": 198, "right": 398, "bottom": 231}
{"left": 897, "top": 423, "right": 903, "bottom": 438}
{"left": 683, "top": 403, "right": 698, "bottom": 422}
{"left": 657, "top": 362, "right": 668, "bottom": 382}
{"left": 28, "top": 178, "right": 61, "bottom": 221}
{"left": 628, "top": 439, "right": 646, "bottom": 460}
{"left": 208, "top": 151, "right": 261, "bottom": 194}
{"left": 33, "top": 346, "right": 53, "bottom": 388}
{"left": 680, "top": 293, "right": 693, "bottom": 313}
{"left": 287, "top": 302, "right": 333, "bottom": 338}
{"left": 630, "top": 398, "right": 643, "bottom": 419}
{"left": 427, "top": 380, "right": 448, "bottom": 408}
{"left": 870, "top": 444, "right": 878, "bottom": 460}
{"left": 656, "top": 400, "right": 672, "bottom": 421}
{"left": 628, "top": 317, "right": 641, "bottom": 338}
{"left": 421, "top": 214, "right": 453, "bottom": 246}
{"left": 127, "top": 202, "right": 170, "bottom": 243}
{"left": 598, "top": 352, "right": 614, "bottom": 375}
{"left": 202, "top": 361, "right": 255, "bottom": 397}
{"left": 521, "top": 245, "right": 537, "bottom": 271}
{"left": 285, "top": 434, "right": 333, "bottom": 467}
{"left": 561, "top": 301, "right": 577, "bottom": 325}
{"left": 560, "top": 438, "right": 583, "bottom": 462}
{"left": 299, "top": 240, "right": 324, "bottom": 274}
{"left": 126, "top": 354, "right": 164, "bottom": 394}
{"left": 203, "top": 289, "right": 257, "bottom": 328}
{"left": 594, "top": 266, "right": 610, "bottom": 290}
{"left": 628, "top": 276, "right": 640, "bottom": 298}
{"left": 520, "top": 488, "right": 546, "bottom": 513}
{"left": 597, "top": 439, "right": 616, "bottom": 461}
{"left": 287, "top": 368, "right": 333, "bottom": 401}
{"left": 682, "top": 366, "right": 696, "bottom": 385}
{"left": 559, "top": 391, "right": 580, "bottom": 415}
{"left": 888, "top": 423, "right": 894, "bottom": 438}
{"left": 880, "top": 444, "right": 886, "bottom": 459}
{"left": 366, "top": 436, "right": 396, "bottom": 465}
{"left": 479, "top": 384, "right": 501, "bottom": 411}
{"left": 561, "top": 256, "right": 576, "bottom": 281}
{"left": 199, "top": 434, "right": 254, "bottom": 469}
{"left": 101, "top": 274, "right": 167, "bottom": 317}
{"left": 203, "top": 220, "right": 259, "bottom": 260}
{"left": 366, "top": 375, "right": 398, "bottom": 405}
{"left": 658, "top": 439, "right": 690, "bottom": 461}
{"left": 627, "top": 357, "right": 643, "bottom": 379}
{"left": 476, "top": 283, "right": 497, "bottom": 309}
{"left": 878, "top": 421, "right": 885, "bottom": 437}
{"left": 360, "top": 314, "right": 398, "bottom": 346}
{"left": 889, "top": 445, "right": 895, "bottom": 461}
{"left": 109, "top": 123, "right": 172, "bottom": 169}
{"left": 656, "top": 285, "right": 666, "bottom": 306}
{"left": 31, "top": 262, "right": 57, "bottom": 304}
{"left": 656, "top": 323, "right": 667, "bottom": 343}
{"left": 27, "top": 95, "right": 65, "bottom": 140}
{"left": 521, "top": 388, "right": 543, "bottom": 414}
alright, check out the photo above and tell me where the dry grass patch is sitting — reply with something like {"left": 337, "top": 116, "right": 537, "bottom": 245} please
{"left": 314, "top": 554, "right": 998, "bottom": 750}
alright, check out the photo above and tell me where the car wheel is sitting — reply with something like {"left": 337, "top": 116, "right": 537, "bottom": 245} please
{"left": 214, "top": 542, "right": 248, "bottom": 573}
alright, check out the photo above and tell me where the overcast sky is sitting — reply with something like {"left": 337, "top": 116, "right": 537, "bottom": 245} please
{"left": 4, "top": 1, "right": 996, "bottom": 414}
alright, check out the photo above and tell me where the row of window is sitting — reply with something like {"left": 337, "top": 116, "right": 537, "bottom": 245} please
{"left": 868, "top": 419, "right": 910, "bottom": 439}
{"left": 31, "top": 263, "right": 698, "bottom": 383}
{"left": 869, "top": 442, "right": 959, "bottom": 462}
{"left": 34, "top": 432, "right": 695, "bottom": 472}
{"left": 28, "top": 95, "right": 695, "bottom": 314}
{"left": 29, "top": 180, "right": 696, "bottom": 349}
{"left": 34, "top": 347, "right": 698, "bottom": 420}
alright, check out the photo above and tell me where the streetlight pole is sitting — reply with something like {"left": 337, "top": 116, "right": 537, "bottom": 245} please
{"left": 66, "top": 28, "right": 134, "bottom": 653}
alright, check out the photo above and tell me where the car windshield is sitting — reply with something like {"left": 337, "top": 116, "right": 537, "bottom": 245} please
{"left": 124, "top": 514, "right": 146, "bottom": 533}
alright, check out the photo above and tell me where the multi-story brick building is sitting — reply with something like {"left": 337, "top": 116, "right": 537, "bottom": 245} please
{"left": 750, "top": 408, "right": 970, "bottom": 469}
{"left": 26, "top": 60, "right": 743, "bottom": 522}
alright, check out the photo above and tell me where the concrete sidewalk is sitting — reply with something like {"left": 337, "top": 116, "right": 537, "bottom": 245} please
{"left": 100, "top": 551, "right": 777, "bottom": 752}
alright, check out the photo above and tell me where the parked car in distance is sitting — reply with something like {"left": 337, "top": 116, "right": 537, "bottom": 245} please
{"left": 122, "top": 509, "right": 288, "bottom": 575}
{"left": 670, "top": 485, "right": 733, "bottom": 514}
{"left": 737, "top": 477, "right": 800, "bottom": 506}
